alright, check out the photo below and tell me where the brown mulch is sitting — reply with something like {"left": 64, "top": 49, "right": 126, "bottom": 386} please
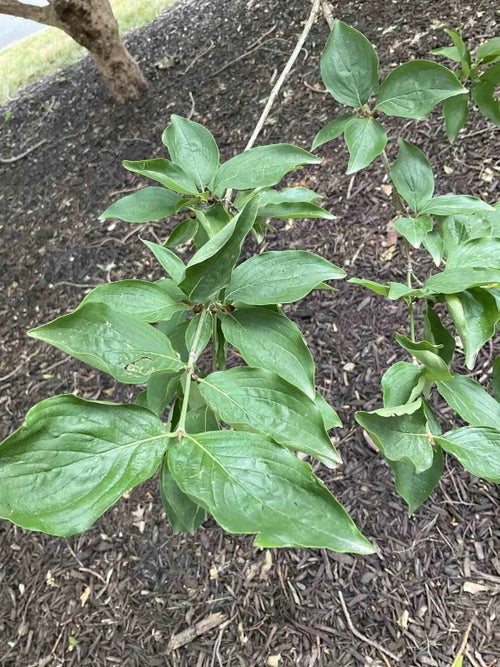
{"left": 0, "top": 0, "right": 499, "bottom": 665}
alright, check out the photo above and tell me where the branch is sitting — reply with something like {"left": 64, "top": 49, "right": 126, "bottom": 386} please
{"left": 0, "top": 0, "right": 59, "bottom": 27}
{"left": 244, "top": 0, "right": 322, "bottom": 151}
{"left": 225, "top": 0, "right": 322, "bottom": 204}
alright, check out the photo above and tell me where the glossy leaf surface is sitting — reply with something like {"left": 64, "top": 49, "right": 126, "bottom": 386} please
{"left": 390, "top": 140, "right": 434, "bottom": 211}
{"left": 0, "top": 395, "right": 168, "bottom": 535}
{"left": 162, "top": 115, "right": 219, "bottom": 189}
{"left": 436, "top": 428, "right": 500, "bottom": 483}
{"left": 446, "top": 288, "right": 498, "bottom": 369}
{"left": 395, "top": 334, "right": 452, "bottom": 381}
{"left": 168, "top": 430, "right": 374, "bottom": 553}
{"left": 443, "top": 94, "right": 469, "bottom": 142}
{"left": 199, "top": 367, "right": 341, "bottom": 467}
{"left": 436, "top": 375, "right": 500, "bottom": 429}
{"left": 225, "top": 250, "right": 345, "bottom": 305}
{"left": 123, "top": 158, "right": 198, "bottom": 195}
{"left": 213, "top": 145, "right": 321, "bottom": 193}
{"left": 179, "top": 200, "right": 258, "bottom": 302}
{"left": 356, "top": 408, "right": 434, "bottom": 473}
{"left": 29, "top": 303, "right": 183, "bottom": 384}
{"left": 142, "top": 240, "right": 186, "bottom": 284}
{"left": 160, "top": 461, "right": 205, "bottom": 534}
{"left": 343, "top": 118, "right": 387, "bottom": 173}
{"left": 220, "top": 307, "right": 316, "bottom": 399}
{"left": 100, "top": 187, "right": 182, "bottom": 223}
{"left": 375, "top": 61, "right": 466, "bottom": 119}
{"left": 389, "top": 446, "right": 443, "bottom": 515}
{"left": 320, "top": 21, "right": 379, "bottom": 107}
{"left": 82, "top": 280, "right": 186, "bottom": 322}
{"left": 312, "top": 114, "right": 355, "bottom": 150}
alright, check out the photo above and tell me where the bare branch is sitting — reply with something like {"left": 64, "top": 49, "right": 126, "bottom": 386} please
{"left": 0, "top": 0, "right": 59, "bottom": 27}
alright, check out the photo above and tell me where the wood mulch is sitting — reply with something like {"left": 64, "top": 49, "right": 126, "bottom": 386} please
{"left": 0, "top": 0, "right": 498, "bottom": 664}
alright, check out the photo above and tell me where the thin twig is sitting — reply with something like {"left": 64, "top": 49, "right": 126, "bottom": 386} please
{"left": 187, "top": 91, "right": 196, "bottom": 120}
{"left": 451, "top": 618, "right": 475, "bottom": 666}
{"left": 183, "top": 40, "right": 215, "bottom": 74}
{"left": 225, "top": 0, "right": 322, "bottom": 206}
{"left": 321, "top": 0, "right": 335, "bottom": 29}
{"left": 338, "top": 591, "right": 401, "bottom": 662}
{"left": 210, "top": 25, "right": 277, "bottom": 77}
{"left": 0, "top": 139, "right": 47, "bottom": 164}
{"left": 245, "top": 0, "right": 322, "bottom": 151}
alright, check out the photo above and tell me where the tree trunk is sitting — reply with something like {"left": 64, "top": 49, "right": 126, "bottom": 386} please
{"left": 52, "top": 0, "right": 147, "bottom": 102}
{"left": 0, "top": 0, "right": 147, "bottom": 102}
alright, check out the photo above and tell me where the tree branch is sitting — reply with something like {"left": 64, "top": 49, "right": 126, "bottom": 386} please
{"left": 0, "top": 0, "right": 59, "bottom": 28}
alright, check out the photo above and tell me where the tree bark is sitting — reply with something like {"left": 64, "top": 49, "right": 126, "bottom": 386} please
{"left": 0, "top": 0, "right": 147, "bottom": 102}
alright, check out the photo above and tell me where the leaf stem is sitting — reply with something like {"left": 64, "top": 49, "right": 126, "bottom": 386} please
{"left": 380, "top": 149, "right": 416, "bottom": 341}
{"left": 177, "top": 308, "right": 209, "bottom": 434}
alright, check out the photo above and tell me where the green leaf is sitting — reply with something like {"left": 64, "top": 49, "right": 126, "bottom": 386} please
{"left": 184, "top": 404, "right": 219, "bottom": 433}
{"left": 436, "top": 375, "right": 500, "bottom": 429}
{"left": 258, "top": 201, "right": 334, "bottom": 220}
{"left": 160, "top": 461, "right": 205, "bottom": 534}
{"left": 436, "top": 427, "right": 500, "bottom": 483}
{"left": 168, "top": 430, "right": 374, "bottom": 553}
{"left": 424, "top": 267, "right": 500, "bottom": 295}
{"left": 225, "top": 250, "right": 345, "bottom": 305}
{"left": 476, "top": 37, "right": 500, "bottom": 64}
{"left": 381, "top": 361, "right": 424, "bottom": 408}
{"left": 185, "top": 313, "right": 212, "bottom": 358}
{"left": 390, "top": 140, "right": 434, "bottom": 212}
{"left": 220, "top": 306, "right": 316, "bottom": 399}
{"left": 493, "top": 356, "right": 500, "bottom": 402}
{"left": 395, "top": 334, "right": 453, "bottom": 381}
{"left": 423, "top": 306, "right": 455, "bottom": 364}
{"left": 446, "top": 236, "right": 500, "bottom": 270}
{"left": 199, "top": 367, "right": 341, "bottom": 468}
{"left": 312, "top": 114, "right": 355, "bottom": 150}
{"left": 81, "top": 280, "right": 186, "bottom": 322}
{"left": 443, "top": 94, "right": 469, "bottom": 142}
{"left": 320, "top": 21, "right": 379, "bottom": 107}
{"left": 422, "top": 229, "right": 444, "bottom": 266}
{"left": 123, "top": 158, "right": 198, "bottom": 195}
{"left": 472, "top": 79, "right": 500, "bottom": 126}
{"left": 0, "top": 395, "right": 169, "bottom": 536}
{"left": 179, "top": 200, "right": 258, "bottom": 302}
{"left": 165, "top": 218, "right": 199, "bottom": 248}
{"left": 213, "top": 145, "right": 321, "bottom": 194}
{"left": 155, "top": 278, "right": 187, "bottom": 304}
{"left": 142, "top": 240, "right": 186, "bottom": 284}
{"left": 389, "top": 446, "right": 443, "bottom": 515}
{"left": 387, "top": 282, "right": 425, "bottom": 301}
{"left": 161, "top": 115, "right": 219, "bottom": 189}
{"left": 355, "top": 407, "right": 434, "bottom": 473}
{"left": 343, "top": 118, "right": 387, "bottom": 173}
{"left": 146, "top": 370, "right": 182, "bottom": 416}
{"left": 348, "top": 277, "right": 389, "bottom": 296}
{"left": 446, "top": 288, "right": 499, "bottom": 369}
{"left": 29, "top": 303, "right": 183, "bottom": 384}
{"left": 315, "top": 391, "right": 342, "bottom": 429}
{"left": 395, "top": 216, "right": 433, "bottom": 248}
{"left": 100, "top": 187, "right": 183, "bottom": 223}
{"left": 195, "top": 202, "right": 231, "bottom": 239}
{"left": 420, "top": 194, "right": 494, "bottom": 216}
{"left": 431, "top": 45, "right": 462, "bottom": 62}
{"left": 442, "top": 29, "right": 471, "bottom": 65}
{"left": 375, "top": 60, "right": 467, "bottom": 119}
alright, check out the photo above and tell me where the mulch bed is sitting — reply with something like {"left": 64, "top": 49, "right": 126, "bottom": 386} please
{"left": 0, "top": 0, "right": 499, "bottom": 665}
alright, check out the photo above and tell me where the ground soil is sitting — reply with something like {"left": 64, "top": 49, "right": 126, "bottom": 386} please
{"left": 0, "top": 0, "right": 499, "bottom": 665}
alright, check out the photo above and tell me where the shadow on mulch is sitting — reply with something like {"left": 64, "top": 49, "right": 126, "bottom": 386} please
{"left": 0, "top": 0, "right": 499, "bottom": 665}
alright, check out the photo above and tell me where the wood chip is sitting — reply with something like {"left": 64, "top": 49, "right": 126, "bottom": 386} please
{"left": 167, "top": 612, "right": 228, "bottom": 652}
